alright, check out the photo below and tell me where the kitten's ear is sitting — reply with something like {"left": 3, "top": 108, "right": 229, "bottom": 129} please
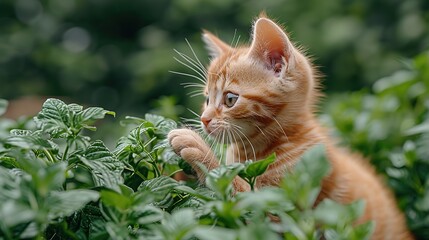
{"left": 202, "top": 30, "right": 232, "bottom": 58}
{"left": 248, "top": 17, "right": 295, "bottom": 74}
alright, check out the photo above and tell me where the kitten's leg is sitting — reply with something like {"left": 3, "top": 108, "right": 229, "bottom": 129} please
{"left": 168, "top": 129, "right": 250, "bottom": 192}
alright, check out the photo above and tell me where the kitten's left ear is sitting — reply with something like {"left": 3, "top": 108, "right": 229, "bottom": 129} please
{"left": 202, "top": 30, "right": 233, "bottom": 58}
{"left": 248, "top": 17, "right": 295, "bottom": 74}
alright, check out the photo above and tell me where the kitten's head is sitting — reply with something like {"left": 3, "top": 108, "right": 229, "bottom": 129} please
{"left": 200, "top": 16, "right": 319, "bottom": 142}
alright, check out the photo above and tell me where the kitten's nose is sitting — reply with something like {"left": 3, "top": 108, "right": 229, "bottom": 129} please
{"left": 201, "top": 116, "right": 211, "bottom": 127}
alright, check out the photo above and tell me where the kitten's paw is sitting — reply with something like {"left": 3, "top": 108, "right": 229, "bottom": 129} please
{"left": 168, "top": 129, "right": 213, "bottom": 164}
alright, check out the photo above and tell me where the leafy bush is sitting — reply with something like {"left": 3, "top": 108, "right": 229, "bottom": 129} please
{"left": 0, "top": 98, "right": 372, "bottom": 239}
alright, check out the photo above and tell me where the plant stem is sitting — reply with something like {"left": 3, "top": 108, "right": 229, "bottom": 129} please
{"left": 44, "top": 149, "right": 56, "bottom": 163}
{"left": 62, "top": 144, "right": 69, "bottom": 162}
{"left": 169, "top": 169, "right": 183, "bottom": 177}
{"left": 150, "top": 160, "right": 161, "bottom": 177}
{"left": 134, "top": 170, "right": 147, "bottom": 181}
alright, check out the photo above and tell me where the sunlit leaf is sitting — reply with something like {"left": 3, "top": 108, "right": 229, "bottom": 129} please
{"left": 34, "top": 98, "right": 70, "bottom": 138}
{"left": 239, "top": 153, "right": 275, "bottom": 179}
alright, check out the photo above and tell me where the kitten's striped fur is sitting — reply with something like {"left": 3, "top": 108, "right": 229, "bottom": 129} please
{"left": 168, "top": 14, "right": 413, "bottom": 239}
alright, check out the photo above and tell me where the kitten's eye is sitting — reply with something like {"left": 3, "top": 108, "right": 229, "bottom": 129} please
{"left": 225, "top": 92, "right": 239, "bottom": 107}
{"left": 205, "top": 96, "right": 209, "bottom": 105}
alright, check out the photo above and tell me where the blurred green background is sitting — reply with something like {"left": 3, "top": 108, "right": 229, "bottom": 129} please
{"left": 1, "top": 0, "right": 428, "bottom": 118}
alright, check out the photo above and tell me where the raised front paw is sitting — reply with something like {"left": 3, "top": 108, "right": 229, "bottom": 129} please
{"left": 167, "top": 129, "right": 216, "bottom": 167}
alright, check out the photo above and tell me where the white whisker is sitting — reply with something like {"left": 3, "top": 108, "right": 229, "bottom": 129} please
{"left": 185, "top": 38, "right": 207, "bottom": 75}
{"left": 174, "top": 49, "right": 207, "bottom": 78}
{"left": 181, "top": 82, "right": 205, "bottom": 88}
{"left": 172, "top": 57, "right": 206, "bottom": 82}
{"left": 169, "top": 70, "right": 206, "bottom": 84}
{"left": 230, "top": 123, "right": 256, "bottom": 161}
{"left": 254, "top": 123, "right": 270, "bottom": 142}
{"left": 180, "top": 117, "right": 201, "bottom": 124}
{"left": 228, "top": 127, "right": 243, "bottom": 163}
{"left": 189, "top": 92, "right": 205, "bottom": 98}
{"left": 203, "top": 125, "right": 222, "bottom": 163}
{"left": 174, "top": 50, "right": 206, "bottom": 79}
{"left": 271, "top": 116, "right": 289, "bottom": 143}
{"left": 229, "top": 131, "right": 236, "bottom": 164}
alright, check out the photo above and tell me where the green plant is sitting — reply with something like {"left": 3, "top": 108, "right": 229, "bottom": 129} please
{"left": 0, "top": 98, "right": 372, "bottom": 239}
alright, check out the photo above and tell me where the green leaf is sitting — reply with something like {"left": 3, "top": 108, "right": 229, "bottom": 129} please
{"left": 350, "top": 221, "right": 375, "bottom": 239}
{"left": 34, "top": 162, "right": 67, "bottom": 196}
{"left": 6, "top": 130, "right": 56, "bottom": 150}
{"left": 238, "top": 222, "right": 282, "bottom": 240}
{"left": 156, "top": 118, "right": 177, "bottom": 135}
{"left": 193, "top": 226, "right": 237, "bottom": 240}
{"left": 105, "top": 221, "right": 131, "bottom": 240}
{"left": 34, "top": 98, "right": 70, "bottom": 137}
{"left": 373, "top": 70, "right": 415, "bottom": 93}
{"left": 0, "top": 156, "right": 19, "bottom": 168}
{"left": 35, "top": 98, "right": 114, "bottom": 138}
{"left": 145, "top": 114, "right": 165, "bottom": 127}
{"left": 314, "top": 199, "right": 365, "bottom": 226}
{"left": 0, "top": 99, "right": 8, "bottom": 116}
{"left": 89, "top": 219, "right": 110, "bottom": 240}
{"left": 159, "top": 209, "right": 197, "bottom": 239}
{"left": 206, "top": 164, "right": 244, "bottom": 199}
{"left": 80, "top": 141, "right": 124, "bottom": 191}
{"left": 138, "top": 176, "right": 179, "bottom": 195}
{"left": 46, "top": 190, "right": 99, "bottom": 219}
{"left": 295, "top": 144, "right": 331, "bottom": 185}
{"left": 236, "top": 188, "right": 294, "bottom": 211}
{"left": 134, "top": 205, "right": 164, "bottom": 225}
{"left": 239, "top": 152, "right": 275, "bottom": 179}
{"left": 281, "top": 144, "right": 331, "bottom": 209}
{"left": 100, "top": 190, "right": 131, "bottom": 211}
{"left": 405, "top": 121, "right": 429, "bottom": 135}
{"left": 67, "top": 103, "right": 83, "bottom": 112}
{"left": 0, "top": 200, "right": 35, "bottom": 227}
{"left": 80, "top": 107, "right": 115, "bottom": 123}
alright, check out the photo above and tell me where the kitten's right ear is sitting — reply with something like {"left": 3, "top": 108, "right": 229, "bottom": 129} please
{"left": 202, "top": 30, "right": 232, "bottom": 58}
{"left": 248, "top": 17, "right": 295, "bottom": 75}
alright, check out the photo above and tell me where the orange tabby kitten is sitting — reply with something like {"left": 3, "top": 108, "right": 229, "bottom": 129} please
{"left": 168, "top": 15, "right": 413, "bottom": 239}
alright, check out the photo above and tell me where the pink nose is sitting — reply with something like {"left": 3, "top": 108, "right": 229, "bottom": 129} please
{"left": 201, "top": 117, "right": 211, "bottom": 127}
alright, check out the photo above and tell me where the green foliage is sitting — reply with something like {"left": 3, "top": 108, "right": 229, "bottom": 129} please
{"left": 323, "top": 51, "right": 429, "bottom": 239}
{"left": 0, "top": 98, "right": 371, "bottom": 239}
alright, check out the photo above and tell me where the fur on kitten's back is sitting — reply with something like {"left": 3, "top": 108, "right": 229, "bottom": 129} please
{"left": 168, "top": 14, "right": 413, "bottom": 239}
